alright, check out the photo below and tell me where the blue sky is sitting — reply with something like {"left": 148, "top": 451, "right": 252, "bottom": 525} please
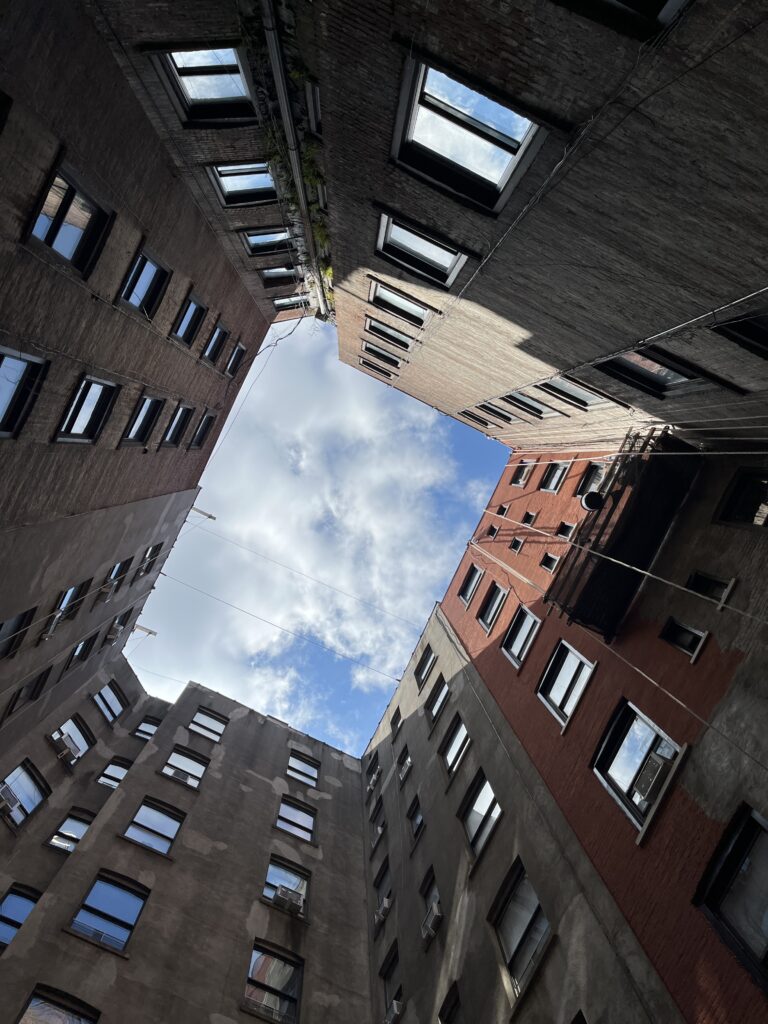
{"left": 128, "top": 318, "right": 507, "bottom": 755}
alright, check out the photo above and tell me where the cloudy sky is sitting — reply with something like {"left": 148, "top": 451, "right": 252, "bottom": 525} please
{"left": 127, "top": 318, "right": 506, "bottom": 755}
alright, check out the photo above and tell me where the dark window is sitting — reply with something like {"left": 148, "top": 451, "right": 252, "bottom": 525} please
{"left": 659, "top": 617, "right": 707, "bottom": 659}
{"left": 71, "top": 873, "right": 148, "bottom": 951}
{"left": 694, "top": 805, "right": 768, "bottom": 987}
{"left": 161, "top": 747, "right": 209, "bottom": 789}
{"left": 376, "top": 213, "right": 467, "bottom": 287}
{"left": 510, "top": 537, "right": 524, "bottom": 554}
{"left": 510, "top": 460, "right": 534, "bottom": 486}
{"left": 407, "top": 796, "right": 424, "bottom": 840}
{"left": 1, "top": 668, "right": 50, "bottom": 724}
{"left": 576, "top": 462, "right": 605, "bottom": 496}
{"left": 492, "top": 863, "right": 550, "bottom": 997}
{"left": 390, "top": 707, "right": 402, "bottom": 735}
{"left": 362, "top": 340, "right": 401, "bottom": 369}
{"left": 485, "top": 525, "right": 498, "bottom": 539}
{"left": 161, "top": 403, "right": 194, "bottom": 447}
{"left": 539, "top": 552, "right": 560, "bottom": 573}
{"left": 593, "top": 701, "right": 679, "bottom": 826}
{"left": 539, "top": 462, "right": 569, "bottom": 492}
{"left": 30, "top": 171, "right": 109, "bottom": 272}
{"left": 189, "top": 411, "right": 215, "bottom": 449}
{"left": 596, "top": 346, "right": 700, "bottom": 398}
{"left": 440, "top": 716, "right": 470, "bottom": 776}
{"left": 438, "top": 983, "right": 462, "bottom": 1024}
{"left": 276, "top": 799, "right": 315, "bottom": 842}
{"left": 64, "top": 633, "right": 97, "bottom": 671}
{"left": 414, "top": 645, "right": 437, "bottom": 689}
{"left": 263, "top": 858, "right": 309, "bottom": 912}
{"left": 306, "top": 80, "right": 322, "bottom": 135}
{"left": 687, "top": 571, "right": 734, "bottom": 606}
{"left": 124, "top": 800, "right": 183, "bottom": 854}
{"left": 477, "top": 582, "right": 506, "bottom": 631}
{"left": 360, "top": 357, "right": 395, "bottom": 379}
{"left": 133, "top": 717, "right": 160, "bottom": 741}
{"left": 211, "top": 162, "right": 275, "bottom": 205}
{"left": 502, "top": 391, "right": 561, "bottom": 419}
{"left": 369, "top": 281, "right": 429, "bottom": 327}
{"left": 521, "top": 511, "right": 536, "bottom": 525}
{"left": 97, "top": 758, "right": 132, "bottom": 789}
{"left": 460, "top": 772, "right": 500, "bottom": 855}
{"left": 364, "top": 316, "right": 414, "bottom": 352}
{"left": 188, "top": 706, "right": 227, "bottom": 742}
{"left": 164, "top": 48, "right": 253, "bottom": 121}
{"left": 370, "top": 796, "right": 386, "bottom": 847}
{"left": 501, "top": 606, "right": 540, "bottom": 667}
{"left": 457, "top": 564, "right": 483, "bottom": 605}
{"left": 477, "top": 402, "right": 518, "bottom": 425}
{"left": 497, "top": 504, "right": 509, "bottom": 516}
{"left": 374, "top": 858, "right": 392, "bottom": 914}
{"left": 287, "top": 752, "right": 319, "bottom": 788}
{"left": 48, "top": 810, "right": 94, "bottom": 853}
{"left": 426, "top": 675, "right": 449, "bottom": 724}
{"left": 0, "top": 350, "right": 47, "bottom": 439}
{"left": 0, "top": 885, "right": 39, "bottom": 948}
{"left": 718, "top": 470, "right": 768, "bottom": 528}
{"left": 396, "top": 61, "right": 538, "bottom": 211}
{"left": 536, "top": 377, "right": 609, "bottom": 410}
{"left": 225, "top": 344, "right": 246, "bottom": 377}
{"left": 201, "top": 324, "right": 229, "bottom": 364}
{"left": 50, "top": 715, "right": 94, "bottom": 766}
{"left": 261, "top": 264, "right": 303, "bottom": 289}
{"left": 122, "top": 395, "right": 165, "bottom": 445}
{"left": 93, "top": 682, "right": 128, "bottom": 723}
{"left": 103, "top": 607, "right": 133, "bottom": 647}
{"left": 274, "top": 295, "right": 310, "bottom": 312}
{"left": 556, "top": 521, "right": 575, "bottom": 539}
{"left": 537, "top": 641, "right": 594, "bottom": 725}
{"left": 0, "top": 606, "right": 35, "bottom": 658}
{"left": 97, "top": 558, "right": 132, "bottom": 602}
{"left": 245, "top": 943, "right": 302, "bottom": 1022}
{"left": 1, "top": 761, "right": 49, "bottom": 825}
{"left": 135, "top": 542, "right": 163, "bottom": 580}
{"left": 242, "top": 227, "right": 292, "bottom": 255}
{"left": 380, "top": 941, "right": 402, "bottom": 1014}
{"left": 56, "top": 376, "right": 119, "bottom": 442}
{"left": 18, "top": 991, "right": 99, "bottom": 1024}
{"left": 120, "top": 251, "right": 169, "bottom": 318}
{"left": 170, "top": 296, "right": 206, "bottom": 346}
{"left": 397, "top": 745, "right": 413, "bottom": 784}
{"left": 713, "top": 311, "right": 768, "bottom": 359}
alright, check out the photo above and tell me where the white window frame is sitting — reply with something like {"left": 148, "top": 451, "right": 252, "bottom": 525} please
{"left": 375, "top": 213, "right": 468, "bottom": 288}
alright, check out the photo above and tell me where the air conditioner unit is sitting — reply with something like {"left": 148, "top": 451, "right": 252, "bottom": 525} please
{"left": 398, "top": 759, "right": 412, "bottom": 783}
{"left": 0, "top": 782, "right": 20, "bottom": 817}
{"left": 383, "top": 1000, "right": 403, "bottom": 1024}
{"left": 97, "top": 580, "right": 118, "bottom": 603}
{"left": 170, "top": 768, "right": 191, "bottom": 784}
{"left": 52, "top": 732, "right": 81, "bottom": 760}
{"left": 634, "top": 752, "right": 672, "bottom": 802}
{"left": 367, "top": 766, "right": 381, "bottom": 793}
{"left": 107, "top": 625, "right": 124, "bottom": 644}
{"left": 39, "top": 614, "right": 62, "bottom": 641}
{"left": 273, "top": 885, "right": 304, "bottom": 914}
{"left": 421, "top": 900, "right": 444, "bottom": 940}
{"left": 374, "top": 896, "right": 392, "bottom": 926}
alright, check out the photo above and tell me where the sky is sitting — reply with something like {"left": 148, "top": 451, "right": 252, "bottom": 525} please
{"left": 127, "top": 318, "right": 507, "bottom": 755}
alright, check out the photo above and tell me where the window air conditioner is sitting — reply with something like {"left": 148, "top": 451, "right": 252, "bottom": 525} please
{"left": 98, "top": 580, "right": 118, "bottom": 603}
{"left": 633, "top": 751, "right": 672, "bottom": 802}
{"left": 39, "top": 614, "right": 62, "bottom": 641}
{"left": 0, "top": 782, "right": 20, "bottom": 816}
{"left": 273, "top": 885, "right": 304, "bottom": 914}
{"left": 374, "top": 896, "right": 392, "bottom": 926}
{"left": 107, "top": 625, "right": 124, "bottom": 644}
{"left": 52, "top": 732, "right": 81, "bottom": 760}
{"left": 383, "top": 1000, "right": 403, "bottom": 1024}
{"left": 421, "top": 900, "right": 444, "bottom": 940}
{"left": 170, "top": 768, "right": 191, "bottom": 784}
{"left": 398, "top": 759, "right": 412, "bottom": 783}
{"left": 367, "top": 766, "right": 382, "bottom": 794}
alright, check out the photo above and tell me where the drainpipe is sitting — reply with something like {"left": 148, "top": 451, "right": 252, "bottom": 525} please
{"left": 259, "top": 0, "right": 329, "bottom": 318}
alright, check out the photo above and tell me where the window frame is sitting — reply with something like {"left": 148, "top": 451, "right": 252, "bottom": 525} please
{"left": 245, "top": 941, "right": 303, "bottom": 1022}
{"left": 536, "top": 640, "right": 595, "bottom": 727}
{"left": 596, "top": 345, "right": 743, "bottom": 400}
{"left": 536, "top": 377, "right": 613, "bottom": 411}
{"left": 715, "top": 469, "right": 768, "bottom": 530}
{"left": 0, "top": 347, "right": 48, "bottom": 440}
{"left": 439, "top": 714, "right": 471, "bottom": 778}
{"left": 263, "top": 856, "right": 310, "bottom": 913}
{"left": 161, "top": 746, "right": 209, "bottom": 789}
{"left": 188, "top": 410, "right": 216, "bottom": 450}
{"left": 123, "top": 798, "right": 184, "bottom": 855}
{"left": 16, "top": 988, "right": 100, "bottom": 1024}
{"left": 538, "top": 461, "right": 570, "bottom": 493}
{"left": 225, "top": 343, "right": 247, "bottom": 377}
{"left": 156, "top": 47, "right": 256, "bottom": 125}
{"left": 70, "top": 871, "right": 149, "bottom": 952}
{"left": 459, "top": 771, "right": 501, "bottom": 857}
{"left": 476, "top": 581, "right": 507, "bottom": 633}
{"left": 510, "top": 460, "right": 535, "bottom": 487}
{"left": 133, "top": 716, "right": 161, "bottom": 741}
{"left": 502, "top": 390, "right": 562, "bottom": 419}
{"left": 276, "top": 797, "right": 316, "bottom": 843}
{"left": 539, "top": 552, "right": 560, "bottom": 574}
{"left": 159, "top": 402, "right": 195, "bottom": 448}
{"left": 188, "top": 706, "right": 228, "bottom": 742}
{"left": 286, "top": 751, "right": 320, "bottom": 788}
{"left": 489, "top": 860, "right": 551, "bottom": 999}
{"left": 457, "top": 564, "right": 484, "bottom": 606}
{"left": 48, "top": 809, "right": 94, "bottom": 853}
{"left": 659, "top": 616, "right": 708, "bottom": 662}
{"left": 426, "top": 674, "right": 450, "bottom": 726}
{"left": 121, "top": 392, "right": 165, "bottom": 447}
{"left": 96, "top": 757, "right": 132, "bottom": 790}
{"left": 368, "top": 279, "right": 431, "bottom": 328}
{"left": 169, "top": 292, "right": 207, "bottom": 347}
{"left": 500, "top": 605, "right": 541, "bottom": 668}
{"left": 119, "top": 247, "right": 171, "bottom": 320}
{"left": 0, "top": 606, "right": 36, "bottom": 659}
{"left": 364, "top": 315, "right": 415, "bottom": 352}
{"left": 54, "top": 374, "right": 120, "bottom": 444}
{"left": 414, "top": 644, "right": 437, "bottom": 690}
{"left": 1, "top": 760, "right": 50, "bottom": 826}
{"left": 0, "top": 883, "right": 39, "bottom": 949}
{"left": 375, "top": 211, "right": 468, "bottom": 288}
{"left": 208, "top": 160, "right": 276, "bottom": 207}
{"left": 362, "top": 339, "right": 402, "bottom": 370}
{"left": 241, "top": 226, "right": 292, "bottom": 256}
{"left": 407, "top": 795, "right": 425, "bottom": 842}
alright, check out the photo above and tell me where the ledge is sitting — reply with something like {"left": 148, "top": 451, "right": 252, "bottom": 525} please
{"left": 62, "top": 926, "right": 130, "bottom": 960}
{"left": 155, "top": 769, "right": 200, "bottom": 793}
{"left": 117, "top": 832, "right": 174, "bottom": 861}
{"left": 259, "top": 895, "right": 309, "bottom": 925}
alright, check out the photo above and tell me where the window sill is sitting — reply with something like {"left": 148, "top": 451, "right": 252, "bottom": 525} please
{"left": 507, "top": 931, "right": 555, "bottom": 1021}
{"left": 117, "top": 832, "right": 174, "bottom": 860}
{"left": 636, "top": 744, "right": 689, "bottom": 847}
{"left": 272, "top": 823, "right": 318, "bottom": 848}
{"left": 238, "top": 999, "right": 291, "bottom": 1022}
{"left": 259, "top": 895, "right": 309, "bottom": 924}
{"left": 155, "top": 769, "right": 200, "bottom": 792}
{"left": 62, "top": 926, "right": 130, "bottom": 959}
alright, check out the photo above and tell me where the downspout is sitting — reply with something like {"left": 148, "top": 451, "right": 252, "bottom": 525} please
{"left": 259, "top": 0, "right": 329, "bottom": 318}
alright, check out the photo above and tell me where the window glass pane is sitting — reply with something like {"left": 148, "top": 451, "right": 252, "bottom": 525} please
{"left": 5, "top": 765, "right": 43, "bottom": 815}
{"left": 249, "top": 949, "right": 300, "bottom": 994}
{"left": 265, "top": 862, "right": 307, "bottom": 897}
{"left": 375, "top": 284, "right": 426, "bottom": 321}
{"left": 389, "top": 222, "right": 454, "bottom": 270}
{"left": 180, "top": 73, "right": 246, "bottom": 102}
{"left": 167, "top": 751, "right": 206, "bottom": 777}
{"left": 719, "top": 827, "right": 768, "bottom": 958}
{"left": 498, "top": 874, "right": 539, "bottom": 962}
{"left": 174, "top": 301, "right": 199, "bottom": 338}
{"left": 412, "top": 105, "right": 510, "bottom": 183}
{"left": 219, "top": 169, "right": 273, "bottom": 194}
{"left": 424, "top": 69, "right": 530, "bottom": 142}
{"left": 134, "top": 804, "right": 181, "bottom": 840}
{"left": 32, "top": 176, "right": 68, "bottom": 240}
{"left": 68, "top": 382, "right": 103, "bottom": 435}
{"left": 173, "top": 48, "right": 237, "bottom": 68}
{"left": 722, "top": 473, "right": 768, "bottom": 527}
{"left": 1, "top": 891, "right": 36, "bottom": 925}
{"left": 614, "top": 351, "right": 689, "bottom": 386}
{"left": 510, "top": 906, "right": 548, "bottom": 982}
{"left": 72, "top": 908, "right": 131, "bottom": 948}
{"left": 50, "top": 815, "right": 89, "bottom": 851}
{"left": 444, "top": 722, "right": 468, "bottom": 768}
{"left": 125, "top": 260, "right": 157, "bottom": 307}
{"left": 100, "top": 685, "right": 124, "bottom": 719}
{"left": 248, "top": 230, "right": 290, "bottom": 246}
{"left": 280, "top": 802, "right": 313, "bottom": 830}
{"left": 0, "top": 357, "right": 28, "bottom": 424}
{"left": 20, "top": 996, "right": 95, "bottom": 1023}
{"left": 607, "top": 716, "right": 656, "bottom": 793}
{"left": 125, "top": 824, "right": 171, "bottom": 853}
{"left": 52, "top": 192, "right": 94, "bottom": 260}
{"left": 86, "top": 880, "right": 143, "bottom": 925}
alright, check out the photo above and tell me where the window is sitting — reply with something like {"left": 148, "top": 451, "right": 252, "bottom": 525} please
{"left": 17, "top": 991, "right": 98, "bottom": 1024}
{"left": 242, "top": 227, "right": 292, "bottom": 255}
{"left": 510, "top": 537, "right": 524, "bottom": 554}
{"left": 493, "top": 863, "right": 550, "bottom": 997}
{"left": 376, "top": 212, "right": 467, "bottom": 287}
{"left": 55, "top": 376, "right": 119, "bottom": 442}
{"left": 460, "top": 773, "right": 500, "bottom": 855}
{"left": 501, "top": 606, "right": 541, "bottom": 667}
{"left": 717, "top": 470, "right": 768, "bottom": 528}
{"left": 557, "top": 521, "right": 575, "bottom": 539}
{"left": 577, "top": 462, "right": 605, "bottom": 496}
{"left": 540, "top": 552, "right": 560, "bottom": 574}
{"left": 364, "top": 317, "right": 414, "bottom": 354}
{"left": 421, "top": 866, "right": 441, "bottom": 915}
{"left": 0, "top": 607, "right": 35, "bottom": 658}
{"left": 274, "top": 295, "right": 310, "bottom": 312}
{"left": 457, "top": 564, "right": 483, "bottom": 605}
{"left": 162, "top": 747, "right": 209, "bottom": 789}
{"left": 188, "top": 707, "right": 227, "bottom": 742}
{"left": 50, "top": 716, "right": 94, "bottom": 765}
{"left": 397, "top": 746, "right": 413, "bottom": 784}
{"left": 660, "top": 617, "right": 707, "bottom": 660}
{"left": 263, "top": 858, "right": 309, "bottom": 911}
{"left": 380, "top": 942, "right": 402, "bottom": 1013}
{"left": 97, "top": 758, "right": 131, "bottom": 789}
{"left": 407, "top": 797, "right": 424, "bottom": 841}
{"left": 71, "top": 873, "right": 147, "bottom": 951}
{"left": 687, "top": 571, "right": 734, "bottom": 606}
{"left": 1, "top": 668, "right": 50, "bottom": 724}
{"left": 164, "top": 48, "right": 252, "bottom": 121}
{"left": 537, "top": 641, "right": 595, "bottom": 725}
{"left": 536, "top": 377, "right": 610, "bottom": 409}
{"left": 713, "top": 311, "right": 768, "bottom": 358}
{"left": 477, "top": 582, "right": 506, "bottom": 632}
{"left": 511, "top": 460, "right": 534, "bottom": 486}
{"left": 1, "top": 762, "right": 48, "bottom": 825}
{"left": 48, "top": 810, "right": 93, "bottom": 853}
{"left": 374, "top": 858, "right": 392, "bottom": 911}
{"left": 440, "top": 716, "right": 470, "bottom": 776}
{"left": 426, "top": 675, "right": 449, "bottom": 724}
{"left": 694, "top": 805, "right": 768, "bottom": 984}
{"left": 103, "top": 608, "right": 133, "bottom": 647}
{"left": 245, "top": 943, "right": 302, "bottom": 1022}
{"left": 502, "top": 391, "right": 561, "bottom": 418}
{"left": 360, "top": 356, "right": 396, "bottom": 380}
{"left": 124, "top": 800, "right": 183, "bottom": 854}
{"left": 189, "top": 411, "right": 215, "bottom": 449}
{"left": 396, "top": 62, "right": 538, "bottom": 211}
{"left": 362, "top": 340, "right": 401, "bottom": 369}
{"left": 122, "top": 394, "right": 165, "bottom": 445}
{"left": 135, "top": 542, "right": 163, "bottom": 579}
{"left": 539, "top": 462, "right": 569, "bottom": 492}
{"left": 276, "top": 799, "right": 315, "bottom": 842}
{"left": 97, "top": 558, "right": 132, "bottom": 602}
{"left": 261, "top": 264, "right": 303, "bottom": 288}
{"left": 306, "top": 80, "right": 322, "bottom": 134}
{"left": 0, "top": 350, "right": 47, "bottom": 439}
{"left": 65, "top": 634, "right": 97, "bottom": 671}
{"left": 168, "top": 297, "right": 205, "bottom": 348}
{"left": 0, "top": 886, "right": 38, "bottom": 949}
{"left": 30, "top": 170, "right": 109, "bottom": 271}
{"left": 120, "top": 251, "right": 169, "bottom": 319}
{"left": 201, "top": 324, "right": 229, "bottom": 364}
{"left": 414, "top": 645, "right": 437, "bottom": 689}
{"left": 161, "top": 403, "right": 194, "bottom": 447}
{"left": 211, "top": 162, "right": 275, "bottom": 205}
{"left": 438, "top": 984, "right": 462, "bottom": 1024}
{"left": 596, "top": 347, "right": 697, "bottom": 398}
{"left": 390, "top": 707, "right": 402, "bottom": 735}
{"left": 477, "top": 402, "right": 518, "bottom": 426}
{"left": 369, "top": 281, "right": 429, "bottom": 327}
{"left": 93, "top": 682, "right": 127, "bottom": 723}
{"left": 485, "top": 524, "right": 498, "bottom": 539}
{"left": 593, "top": 702, "right": 679, "bottom": 826}
{"left": 370, "top": 796, "right": 386, "bottom": 847}
{"left": 520, "top": 511, "right": 535, "bottom": 526}
{"left": 225, "top": 344, "right": 246, "bottom": 377}
{"left": 286, "top": 752, "right": 319, "bottom": 788}
{"left": 134, "top": 717, "right": 160, "bottom": 741}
